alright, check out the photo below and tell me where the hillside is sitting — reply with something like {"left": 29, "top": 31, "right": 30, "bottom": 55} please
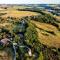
{"left": 30, "top": 20, "right": 60, "bottom": 48}
{"left": 0, "top": 6, "right": 60, "bottom": 60}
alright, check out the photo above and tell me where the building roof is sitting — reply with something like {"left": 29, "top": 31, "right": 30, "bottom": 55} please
{"left": 1, "top": 38, "right": 10, "bottom": 45}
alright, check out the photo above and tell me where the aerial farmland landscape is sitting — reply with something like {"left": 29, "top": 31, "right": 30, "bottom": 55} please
{"left": 0, "top": 4, "right": 60, "bottom": 60}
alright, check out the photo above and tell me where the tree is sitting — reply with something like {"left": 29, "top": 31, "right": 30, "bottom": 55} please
{"left": 25, "top": 23, "right": 38, "bottom": 47}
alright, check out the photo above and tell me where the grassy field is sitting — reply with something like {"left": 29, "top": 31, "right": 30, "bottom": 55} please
{"left": 30, "top": 20, "right": 60, "bottom": 48}
{"left": 0, "top": 8, "right": 38, "bottom": 18}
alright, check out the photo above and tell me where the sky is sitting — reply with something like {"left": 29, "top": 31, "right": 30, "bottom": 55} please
{"left": 0, "top": 0, "right": 60, "bottom": 4}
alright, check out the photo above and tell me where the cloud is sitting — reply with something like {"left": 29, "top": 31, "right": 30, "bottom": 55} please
{"left": 0, "top": 0, "right": 60, "bottom": 4}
